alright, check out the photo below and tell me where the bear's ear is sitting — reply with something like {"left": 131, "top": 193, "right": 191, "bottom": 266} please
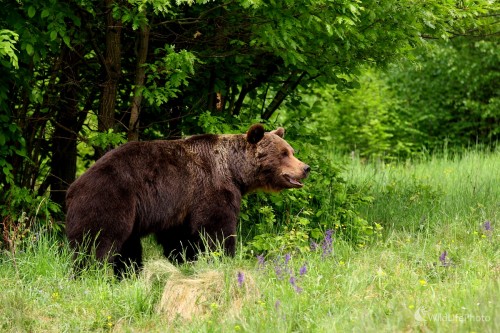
{"left": 270, "top": 127, "right": 285, "bottom": 138}
{"left": 246, "top": 124, "right": 265, "bottom": 144}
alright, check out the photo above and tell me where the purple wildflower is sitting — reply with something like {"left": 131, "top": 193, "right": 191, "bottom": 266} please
{"left": 322, "top": 229, "right": 334, "bottom": 257}
{"left": 237, "top": 271, "right": 244, "bottom": 287}
{"left": 439, "top": 251, "right": 447, "bottom": 264}
{"left": 275, "top": 300, "right": 281, "bottom": 310}
{"left": 274, "top": 262, "right": 284, "bottom": 280}
{"left": 289, "top": 276, "right": 303, "bottom": 293}
{"left": 310, "top": 241, "right": 319, "bottom": 251}
{"left": 483, "top": 221, "right": 492, "bottom": 231}
{"left": 284, "top": 253, "right": 291, "bottom": 265}
{"left": 439, "top": 251, "right": 450, "bottom": 267}
{"left": 257, "top": 254, "right": 266, "bottom": 269}
{"left": 299, "top": 264, "right": 307, "bottom": 276}
{"left": 482, "top": 220, "right": 493, "bottom": 238}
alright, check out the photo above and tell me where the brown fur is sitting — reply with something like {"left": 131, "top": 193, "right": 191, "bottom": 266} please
{"left": 65, "top": 124, "right": 309, "bottom": 276}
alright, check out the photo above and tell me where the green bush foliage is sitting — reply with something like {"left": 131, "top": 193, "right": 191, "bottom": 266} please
{"left": 300, "top": 69, "right": 417, "bottom": 160}
{"left": 387, "top": 38, "right": 499, "bottom": 150}
{"left": 0, "top": 185, "right": 61, "bottom": 252}
{"left": 296, "top": 38, "right": 499, "bottom": 161}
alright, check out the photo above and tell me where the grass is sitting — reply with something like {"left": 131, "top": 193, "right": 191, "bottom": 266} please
{"left": 0, "top": 149, "right": 498, "bottom": 332}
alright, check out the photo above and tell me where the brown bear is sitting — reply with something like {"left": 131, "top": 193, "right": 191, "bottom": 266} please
{"left": 65, "top": 124, "right": 310, "bottom": 276}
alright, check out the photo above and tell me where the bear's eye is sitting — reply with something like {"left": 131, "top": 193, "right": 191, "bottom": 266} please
{"left": 281, "top": 150, "right": 289, "bottom": 158}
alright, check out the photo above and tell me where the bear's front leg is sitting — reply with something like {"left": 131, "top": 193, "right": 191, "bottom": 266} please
{"left": 156, "top": 224, "right": 201, "bottom": 264}
{"left": 196, "top": 207, "right": 239, "bottom": 257}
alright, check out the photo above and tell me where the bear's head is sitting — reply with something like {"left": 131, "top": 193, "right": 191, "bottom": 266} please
{"left": 245, "top": 124, "right": 310, "bottom": 192}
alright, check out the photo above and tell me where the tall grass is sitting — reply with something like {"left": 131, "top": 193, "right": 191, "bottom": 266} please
{"left": 0, "top": 149, "right": 498, "bottom": 332}
{"left": 349, "top": 149, "right": 499, "bottom": 232}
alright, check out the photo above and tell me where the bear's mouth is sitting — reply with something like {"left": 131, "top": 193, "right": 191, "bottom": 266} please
{"left": 283, "top": 174, "right": 304, "bottom": 188}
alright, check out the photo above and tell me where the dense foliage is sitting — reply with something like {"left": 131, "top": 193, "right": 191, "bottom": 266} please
{"left": 300, "top": 37, "right": 499, "bottom": 160}
{"left": 1, "top": 0, "right": 498, "bottom": 251}
{"left": 387, "top": 37, "right": 499, "bottom": 151}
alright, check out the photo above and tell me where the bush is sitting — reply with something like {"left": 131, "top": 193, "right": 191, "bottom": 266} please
{"left": 291, "top": 70, "right": 417, "bottom": 161}
{"left": 0, "top": 185, "right": 61, "bottom": 253}
{"left": 386, "top": 38, "right": 499, "bottom": 150}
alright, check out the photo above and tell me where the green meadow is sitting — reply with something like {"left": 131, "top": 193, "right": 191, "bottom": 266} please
{"left": 1, "top": 149, "right": 498, "bottom": 332}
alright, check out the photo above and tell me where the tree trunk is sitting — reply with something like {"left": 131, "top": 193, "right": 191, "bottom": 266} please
{"left": 128, "top": 25, "right": 150, "bottom": 142}
{"left": 98, "top": 0, "right": 122, "bottom": 136}
{"left": 232, "top": 83, "right": 255, "bottom": 116}
{"left": 48, "top": 46, "right": 84, "bottom": 209}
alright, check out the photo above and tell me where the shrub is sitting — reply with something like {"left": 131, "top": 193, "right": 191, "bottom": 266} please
{"left": 0, "top": 185, "right": 61, "bottom": 253}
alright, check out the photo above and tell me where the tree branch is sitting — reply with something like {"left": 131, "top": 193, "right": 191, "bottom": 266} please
{"left": 128, "top": 24, "right": 150, "bottom": 142}
{"left": 261, "top": 71, "right": 307, "bottom": 120}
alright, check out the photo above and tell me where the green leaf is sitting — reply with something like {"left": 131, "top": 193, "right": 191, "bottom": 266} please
{"left": 8, "top": 124, "right": 18, "bottom": 133}
{"left": 25, "top": 44, "right": 34, "bottom": 56}
{"left": 28, "top": 6, "right": 36, "bottom": 18}
{"left": 2, "top": 167, "right": 8, "bottom": 177}
{"left": 62, "top": 35, "right": 71, "bottom": 47}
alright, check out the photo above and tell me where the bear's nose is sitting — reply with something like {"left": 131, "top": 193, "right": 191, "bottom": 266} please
{"left": 304, "top": 165, "right": 311, "bottom": 176}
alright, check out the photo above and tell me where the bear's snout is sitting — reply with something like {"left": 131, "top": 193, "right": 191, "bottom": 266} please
{"left": 303, "top": 164, "right": 311, "bottom": 177}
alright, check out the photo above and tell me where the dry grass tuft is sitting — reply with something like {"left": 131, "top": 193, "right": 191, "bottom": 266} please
{"left": 146, "top": 261, "right": 259, "bottom": 322}
{"left": 142, "top": 259, "right": 181, "bottom": 283}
